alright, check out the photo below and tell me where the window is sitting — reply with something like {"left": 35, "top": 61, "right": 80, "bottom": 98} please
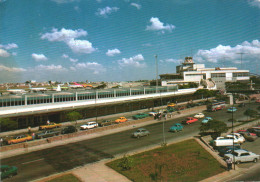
{"left": 211, "top": 73, "right": 225, "bottom": 78}
{"left": 233, "top": 72, "right": 249, "bottom": 77}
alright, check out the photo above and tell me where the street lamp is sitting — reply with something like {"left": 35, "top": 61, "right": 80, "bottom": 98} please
{"left": 155, "top": 54, "right": 158, "bottom": 93}
{"left": 231, "top": 94, "right": 235, "bottom": 170}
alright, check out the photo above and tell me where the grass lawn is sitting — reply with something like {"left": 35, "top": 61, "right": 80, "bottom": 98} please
{"left": 47, "top": 174, "right": 81, "bottom": 182}
{"left": 106, "top": 139, "right": 225, "bottom": 182}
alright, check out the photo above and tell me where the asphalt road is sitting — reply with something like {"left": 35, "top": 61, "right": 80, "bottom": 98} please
{"left": 2, "top": 103, "right": 260, "bottom": 182}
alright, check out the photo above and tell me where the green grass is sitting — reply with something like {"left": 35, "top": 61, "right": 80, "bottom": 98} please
{"left": 47, "top": 174, "right": 81, "bottom": 182}
{"left": 106, "top": 139, "right": 225, "bottom": 182}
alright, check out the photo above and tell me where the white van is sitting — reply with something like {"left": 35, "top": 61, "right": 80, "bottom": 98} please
{"left": 80, "top": 121, "right": 98, "bottom": 130}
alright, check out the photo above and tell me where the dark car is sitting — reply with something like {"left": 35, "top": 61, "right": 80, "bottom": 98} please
{"left": 1, "top": 165, "right": 18, "bottom": 180}
{"left": 218, "top": 146, "right": 241, "bottom": 157}
{"left": 247, "top": 128, "right": 260, "bottom": 137}
{"left": 61, "top": 125, "right": 77, "bottom": 134}
{"left": 98, "top": 120, "right": 113, "bottom": 127}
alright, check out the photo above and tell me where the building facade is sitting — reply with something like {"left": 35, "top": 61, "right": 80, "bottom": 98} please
{"left": 160, "top": 57, "right": 250, "bottom": 90}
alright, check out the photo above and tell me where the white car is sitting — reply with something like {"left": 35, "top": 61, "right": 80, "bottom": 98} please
{"left": 80, "top": 121, "right": 98, "bottom": 130}
{"left": 226, "top": 133, "right": 245, "bottom": 144}
{"left": 224, "top": 149, "right": 260, "bottom": 164}
{"left": 148, "top": 112, "right": 158, "bottom": 116}
{"left": 194, "top": 113, "right": 205, "bottom": 118}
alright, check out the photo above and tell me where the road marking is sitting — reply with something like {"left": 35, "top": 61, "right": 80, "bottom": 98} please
{"left": 22, "top": 158, "right": 44, "bottom": 165}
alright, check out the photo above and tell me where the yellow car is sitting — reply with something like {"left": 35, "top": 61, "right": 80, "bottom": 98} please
{"left": 115, "top": 117, "right": 128, "bottom": 123}
{"left": 6, "top": 135, "right": 33, "bottom": 145}
{"left": 39, "top": 123, "right": 62, "bottom": 130}
{"left": 167, "top": 103, "right": 176, "bottom": 107}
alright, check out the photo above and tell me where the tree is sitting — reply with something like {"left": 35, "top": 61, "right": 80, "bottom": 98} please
{"left": 65, "top": 111, "right": 82, "bottom": 126}
{"left": 193, "top": 89, "right": 216, "bottom": 100}
{"left": 118, "top": 154, "right": 133, "bottom": 171}
{"left": 200, "top": 119, "right": 228, "bottom": 139}
{"left": 0, "top": 118, "right": 18, "bottom": 132}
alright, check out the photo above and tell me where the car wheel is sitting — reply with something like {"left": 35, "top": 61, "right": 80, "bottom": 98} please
{"left": 236, "top": 161, "right": 241, "bottom": 164}
{"left": 253, "top": 158, "right": 258, "bottom": 163}
{"left": 137, "top": 135, "right": 140, "bottom": 139}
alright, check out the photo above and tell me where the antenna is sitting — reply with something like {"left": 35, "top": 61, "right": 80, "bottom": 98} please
{"left": 236, "top": 52, "right": 247, "bottom": 69}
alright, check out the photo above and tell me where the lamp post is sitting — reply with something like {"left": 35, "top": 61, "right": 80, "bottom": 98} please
{"left": 155, "top": 54, "right": 158, "bottom": 93}
{"left": 231, "top": 94, "right": 235, "bottom": 170}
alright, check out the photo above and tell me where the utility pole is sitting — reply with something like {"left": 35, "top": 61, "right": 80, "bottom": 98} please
{"left": 236, "top": 52, "right": 246, "bottom": 69}
{"left": 155, "top": 54, "right": 158, "bottom": 93}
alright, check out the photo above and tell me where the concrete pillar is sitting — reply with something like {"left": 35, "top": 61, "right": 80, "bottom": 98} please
{"left": 52, "top": 94, "right": 54, "bottom": 103}
{"left": 25, "top": 95, "right": 27, "bottom": 106}
{"left": 76, "top": 92, "right": 78, "bottom": 101}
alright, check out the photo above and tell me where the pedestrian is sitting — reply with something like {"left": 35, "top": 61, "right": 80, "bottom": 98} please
{"left": 225, "top": 158, "right": 232, "bottom": 171}
{"left": 32, "top": 133, "right": 35, "bottom": 140}
{"left": 47, "top": 120, "right": 50, "bottom": 125}
{"left": 28, "top": 126, "right": 31, "bottom": 134}
{"left": 164, "top": 114, "right": 167, "bottom": 120}
{"left": 0, "top": 137, "right": 3, "bottom": 146}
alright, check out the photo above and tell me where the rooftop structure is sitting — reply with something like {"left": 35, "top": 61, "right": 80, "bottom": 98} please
{"left": 160, "top": 57, "right": 250, "bottom": 90}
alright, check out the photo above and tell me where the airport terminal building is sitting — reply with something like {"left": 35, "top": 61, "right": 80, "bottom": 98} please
{"left": 160, "top": 57, "right": 250, "bottom": 90}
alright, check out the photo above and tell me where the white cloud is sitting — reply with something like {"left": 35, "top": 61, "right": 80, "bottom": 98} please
{"left": 41, "top": 28, "right": 96, "bottom": 54}
{"left": 41, "top": 28, "right": 87, "bottom": 42}
{"left": 70, "top": 66, "right": 76, "bottom": 71}
{"left": 69, "top": 58, "right": 78, "bottom": 62}
{"left": 62, "top": 54, "right": 69, "bottom": 58}
{"left": 117, "top": 54, "right": 146, "bottom": 68}
{"left": 75, "top": 62, "right": 106, "bottom": 74}
{"left": 67, "top": 39, "right": 96, "bottom": 54}
{"left": 35, "top": 64, "right": 67, "bottom": 71}
{"left": 142, "top": 43, "right": 152, "bottom": 47}
{"left": 131, "top": 3, "right": 141, "bottom": 9}
{"left": 146, "top": 17, "right": 176, "bottom": 33}
{"left": 106, "top": 48, "right": 121, "bottom": 56}
{"left": 248, "top": 0, "right": 260, "bottom": 8}
{"left": 32, "top": 53, "right": 48, "bottom": 61}
{"left": 51, "top": 0, "right": 79, "bottom": 4}
{"left": 194, "top": 39, "right": 260, "bottom": 64}
{"left": 0, "top": 43, "right": 18, "bottom": 50}
{"left": 96, "top": 6, "right": 119, "bottom": 17}
{"left": 0, "top": 65, "right": 26, "bottom": 72}
{"left": 0, "top": 49, "right": 10, "bottom": 57}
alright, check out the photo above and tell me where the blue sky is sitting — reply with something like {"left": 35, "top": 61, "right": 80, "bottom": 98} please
{"left": 0, "top": 0, "right": 260, "bottom": 83}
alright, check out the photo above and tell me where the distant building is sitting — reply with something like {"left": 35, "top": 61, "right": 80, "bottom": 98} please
{"left": 160, "top": 57, "right": 250, "bottom": 90}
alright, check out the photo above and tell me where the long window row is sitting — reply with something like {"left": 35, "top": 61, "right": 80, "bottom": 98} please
{"left": 0, "top": 86, "right": 178, "bottom": 107}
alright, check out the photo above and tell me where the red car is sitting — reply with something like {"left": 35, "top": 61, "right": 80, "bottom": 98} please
{"left": 236, "top": 130, "right": 257, "bottom": 136}
{"left": 182, "top": 117, "right": 198, "bottom": 124}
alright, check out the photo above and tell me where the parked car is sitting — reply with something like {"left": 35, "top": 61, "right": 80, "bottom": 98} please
{"left": 227, "top": 107, "right": 237, "bottom": 113}
{"left": 166, "top": 106, "right": 177, "bottom": 113}
{"left": 167, "top": 103, "right": 176, "bottom": 107}
{"left": 176, "top": 105, "right": 186, "bottom": 111}
{"left": 148, "top": 111, "right": 158, "bottom": 116}
{"left": 224, "top": 149, "right": 260, "bottom": 164}
{"left": 247, "top": 127, "right": 260, "bottom": 137}
{"left": 236, "top": 129, "right": 257, "bottom": 136}
{"left": 213, "top": 133, "right": 245, "bottom": 147}
{"left": 182, "top": 117, "right": 198, "bottom": 125}
{"left": 39, "top": 122, "right": 62, "bottom": 130}
{"left": 61, "top": 125, "right": 77, "bottom": 134}
{"left": 98, "top": 120, "right": 113, "bottom": 127}
{"left": 131, "top": 128, "right": 150, "bottom": 138}
{"left": 5, "top": 135, "right": 33, "bottom": 145}
{"left": 218, "top": 146, "right": 241, "bottom": 157}
{"left": 35, "top": 130, "right": 60, "bottom": 139}
{"left": 115, "top": 117, "right": 128, "bottom": 123}
{"left": 169, "top": 123, "right": 183, "bottom": 132}
{"left": 194, "top": 113, "right": 205, "bottom": 118}
{"left": 237, "top": 131, "right": 258, "bottom": 142}
{"left": 0, "top": 165, "right": 18, "bottom": 180}
{"left": 132, "top": 113, "right": 149, "bottom": 120}
{"left": 202, "top": 117, "right": 213, "bottom": 124}
{"left": 80, "top": 121, "right": 98, "bottom": 130}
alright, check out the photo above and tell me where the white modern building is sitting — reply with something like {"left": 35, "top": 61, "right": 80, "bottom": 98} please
{"left": 160, "top": 57, "right": 250, "bottom": 90}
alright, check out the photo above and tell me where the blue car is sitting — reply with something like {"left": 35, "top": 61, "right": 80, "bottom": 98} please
{"left": 202, "top": 117, "right": 213, "bottom": 124}
{"left": 169, "top": 123, "right": 183, "bottom": 132}
{"left": 227, "top": 107, "right": 237, "bottom": 113}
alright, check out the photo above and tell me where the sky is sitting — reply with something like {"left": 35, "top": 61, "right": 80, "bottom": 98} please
{"left": 0, "top": 0, "right": 260, "bottom": 83}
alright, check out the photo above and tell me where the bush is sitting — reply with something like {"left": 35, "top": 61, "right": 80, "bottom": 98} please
{"left": 118, "top": 155, "right": 133, "bottom": 171}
